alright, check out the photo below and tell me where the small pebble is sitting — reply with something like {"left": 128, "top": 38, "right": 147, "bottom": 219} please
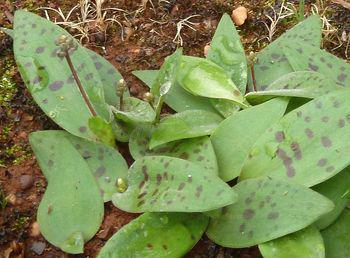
{"left": 31, "top": 241, "right": 46, "bottom": 255}
{"left": 19, "top": 175, "right": 34, "bottom": 190}
{"left": 231, "top": 6, "right": 248, "bottom": 26}
{"left": 5, "top": 193, "right": 16, "bottom": 205}
{"left": 204, "top": 44, "right": 210, "bottom": 57}
{"left": 30, "top": 222, "right": 41, "bottom": 237}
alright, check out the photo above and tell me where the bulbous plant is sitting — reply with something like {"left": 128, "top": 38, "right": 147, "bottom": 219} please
{"left": 3, "top": 10, "right": 350, "bottom": 257}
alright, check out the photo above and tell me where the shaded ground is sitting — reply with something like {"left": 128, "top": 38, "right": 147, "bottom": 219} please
{"left": 1, "top": 0, "right": 350, "bottom": 257}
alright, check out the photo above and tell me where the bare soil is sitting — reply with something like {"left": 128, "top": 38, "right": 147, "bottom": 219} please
{"left": 1, "top": 0, "right": 349, "bottom": 257}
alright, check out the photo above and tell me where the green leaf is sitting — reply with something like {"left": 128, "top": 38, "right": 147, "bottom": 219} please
{"left": 133, "top": 70, "right": 158, "bottom": 87}
{"left": 86, "top": 49, "right": 129, "bottom": 107}
{"left": 129, "top": 126, "right": 218, "bottom": 175}
{"left": 210, "top": 99, "right": 240, "bottom": 118}
{"left": 64, "top": 133, "right": 128, "bottom": 202}
{"left": 206, "top": 177, "right": 334, "bottom": 248}
{"left": 240, "top": 89, "right": 350, "bottom": 187}
{"left": 207, "top": 13, "right": 247, "bottom": 93}
{"left": 259, "top": 226, "right": 325, "bottom": 258}
{"left": 88, "top": 117, "right": 115, "bottom": 147}
{"left": 313, "top": 167, "right": 350, "bottom": 229}
{"left": 246, "top": 71, "right": 340, "bottom": 105}
{"left": 149, "top": 110, "right": 223, "bottom": 149}
{"left": 133, "top": 69, "right": 219, "bottom": 114}
{"left": 176, "top": 56, "right": 246, "bottom": 107}
{"left": 322, "top": 209, "right": 350, "bottom": 258}
{"left": 247, "top": 15, "right": 322, "bottom": 92}
{"left": 113, "top": 97, "right": 155, "bottom": 124}
{"left": 151, "top": 49, "right": 182, "bottom": 99}
{"left": 31, "top": 130, "right": 128, "bottom": 202}
{"left": 112, "top": 121, "right": 133, "bottom": 143}
{"left": 284, "top": 43, "right": 350, "bottom": 87}
{"left": 211, "top": 98, "right": 288, "bottom": 182}
{"left": 112, "top": 156, "right": 236, "bottom": 213}
{"left": 13, "top": 10, "right": 110, "bottom": 140}
{"left": 97, "top": 212, "right": 208, "bottom": 258}
{"left": 29, "top": 131, "right": 104, "bottom": 253}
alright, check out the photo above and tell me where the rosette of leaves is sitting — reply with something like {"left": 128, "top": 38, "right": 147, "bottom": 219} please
{"left": 5, "top": 9, "right": 350, "bottom": 258}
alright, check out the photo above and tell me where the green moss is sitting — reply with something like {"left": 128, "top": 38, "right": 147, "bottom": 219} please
{"left": 12, "top": 215, "right": 30, "bottom": 231}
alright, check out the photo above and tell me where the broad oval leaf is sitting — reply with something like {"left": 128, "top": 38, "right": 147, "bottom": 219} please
{"left": 284, "top": 42, "right": 350, "bottom": 88}
{"left": 113, "top": 97, "right": 155, "bottom": 124}
{"left": 240, "top": 89, "right": 350, "bottom": 187}
{"left": 97, "top": 212, "right": 208, "bottom": 258}
{"left": 259, "top": 226, "right": 325, "bottom": 258}
{"left": 31, "top": 130, "right": 128, "bottom": 202}
{"left": 313, "top": 167, "right": 350, "bottom": 229}
{"left": 29, "top": 131, "right": 104, "bottom": 253}
{"left": 149, "top": 110, "right": 223, "bottom": 149}
{"left": 211, "top": 98, "right": 288, "bottom": 181}
{"left": 322, "top": 209, "right": 350, "bottom": 258}
{"left": 133, "top": 69, "right": 220, "bottom": 114}
{"left": 247, "top": 15, "right": 322, "bottom": 92}
{"left": 129, "top": 126, "right": 218, "bottom": 175}
{"left": 207, "top": 13, "right": 247, "bottom": 93}
{"left": 176, "top": 56, "right": 246, "bottom": 106}
{"left": 246, "top": 71, "right": 340, "bottom": 105}
{"left": 112, "top": 156, "right": 237, "bottom": 213}
{"left": 14, "top": 10, "right": 110, "bottom": 140}
{"left": 206, "top": 177, "right": 334, "bottom": 248}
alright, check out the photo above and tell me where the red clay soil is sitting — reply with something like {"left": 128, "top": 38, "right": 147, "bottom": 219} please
{"left": 1, "top": 0, "right": 349, "bottom": 257}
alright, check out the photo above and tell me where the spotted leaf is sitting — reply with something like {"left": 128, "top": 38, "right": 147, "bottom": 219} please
{"left": 29, "top": 131, "right": 104, "bottom": 253}
{"left": 284, "top": 43, "right": 350, "bottom": 87}
{"left": 129, "top": 126, "right": 218, "bottom": 175}
{"left": 133, "top": 69, "right": 219, "bottom": 114}
{"left": 13, "top": 10, "right": 110, "bottom": 140}
{"left": 97, "top": 212, "right": 208, "bottom": 258}
{"left": 259, "top": 226, "right": 325, "bottom": 258}
{"left": 112, "top": 156, "right": 237, "bottom": 213}
{"left": 149, "top": 110, "right": 223, "bottom": 149}
{"left": 240, "top": 89, "right": 350, "bottom": 187}
{"left": 211, "top": 98, "right": 288, "bottom": 182}
{"left": 113, "top": 97, "right": 155, "bottom": 124}
{"left": 247, "top": 15, "right": 322, "bottom": 92}
{"left": 31, "top": 130, "right": 128, "bottom": 202}
{"left": 246, "top": 71, "right": 340, "bottom": 105}
{"left": 176, "top": 56, "right": 246, "bottom": 107}
{"left": 207, "top": 13, "right": 247, "bottom": 93}
{"left": 86, "top": 49, "right": 129, "bottom": 107}
{"left": 313, "top": 167, "right": 350, "bottom": 229}
{"left": 322, "top": 209, "right": 350, "bottom": 257}
{"left": 206, "top": 177, "right": 333, "bottom": 248}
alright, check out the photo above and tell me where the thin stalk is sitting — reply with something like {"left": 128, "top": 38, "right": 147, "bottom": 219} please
{"left": 154, "top": 96, "right": 164, "bottom": 124}
{"left": 65, "top": 51, "right": 97, "bottom": 116}
{"left": 119, "top": 89, "right": 125, "bottom": 111}
{"left": 250, "top": 63, "right": 257, "bottom": 92}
